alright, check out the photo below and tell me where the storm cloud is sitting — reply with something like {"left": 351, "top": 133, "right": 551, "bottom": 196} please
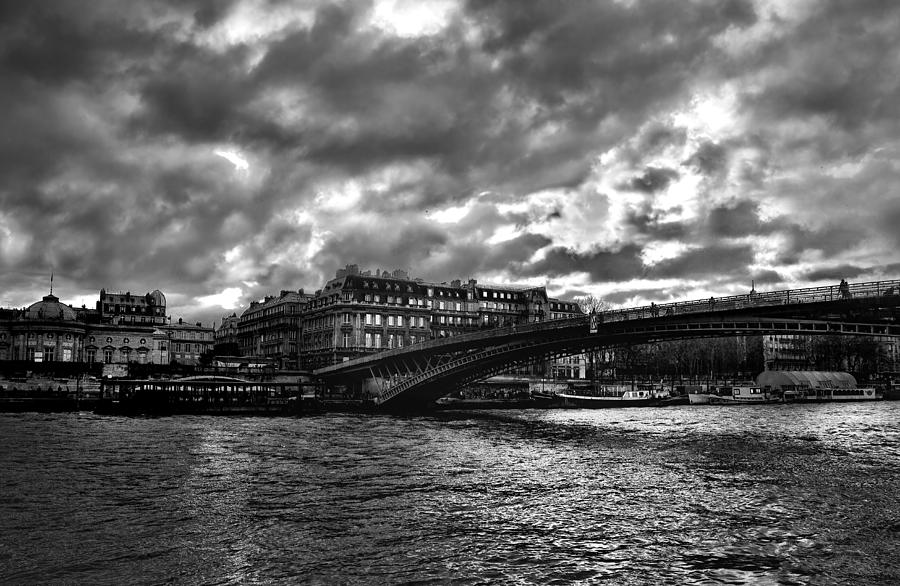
{"left": 1, "top": 0, "right": 899, "bottom": 322}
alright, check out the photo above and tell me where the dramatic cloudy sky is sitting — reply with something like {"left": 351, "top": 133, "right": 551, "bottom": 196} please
{"left": 2, "top": 0, "right": 900, "bottom": 326}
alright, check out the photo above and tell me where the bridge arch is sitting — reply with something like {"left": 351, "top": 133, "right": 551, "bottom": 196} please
{"left": 314, "top": 280, "right": 900, "bottom": 410}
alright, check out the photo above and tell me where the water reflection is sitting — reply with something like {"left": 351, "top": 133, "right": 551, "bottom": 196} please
{"left": 2, "top": 403, "right": 900, "bottom": 584}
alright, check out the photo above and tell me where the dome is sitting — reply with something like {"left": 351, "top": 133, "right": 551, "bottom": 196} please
{"left": 146, "top": 289, "right": 166, "bottom": 306}
{"left": 23, "top": 294, "right": 78, "bottom": 321}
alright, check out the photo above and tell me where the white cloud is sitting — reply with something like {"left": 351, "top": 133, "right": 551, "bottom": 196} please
{"left": 197, "top": 287, "right": 244, "bottom": 310}
{"left": 371, "top": 0, "right": 457, "bottom": 37}
{"left": 214, "top": 148, "right": 250, "bottom": 172}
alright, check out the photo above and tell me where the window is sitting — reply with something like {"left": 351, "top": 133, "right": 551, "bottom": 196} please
{"left": 103, "top": 349, "right": 113, "bottom": 363}
{"left": 43, "top": 346, "right": 54, "bottom": 362}
{"left": 342, "top": 333, "right": 351, "bottom": 347}
{"left": 374, "top": 295, "right": 380, "bottom": 303}
{"left": 374, "top": 314, "right": 382, "bottom": 326}
{"left": 365, "top": 313, "right": 373, "bottom": 325}
{"left": 343, "top": 313, "right": 352, "bottom": 324}
{"left": 365, "top": 333, "right": 373, "bottom": 348}
{"left": 86, "top": 349, "right": 96, "bottom": 363}
{"left": 388, "top": 334, "right": 395, "bottom": 348}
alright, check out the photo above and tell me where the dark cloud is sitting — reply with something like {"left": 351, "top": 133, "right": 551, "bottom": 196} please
{"left": 1, "top": 0, "right": 898, "bottom": 320}
{"left": 521, "top": 244, "right": 645, "bottom": 282}
{"left": 624, "top": 211, "right": 689, "bottom": 241}
{"left": 0, "top": 5, "right": 159, "bottom": 85}
{"left": 650, "top": 243, "right": 756, "bottom": 280}
{"left": 749, "top": 270, "right": 783, "bottom": 285}
{"left": 773, "top": 222, "right": 870, "bottom": 266}
{"left": 189, "top": 0, "right": 240, "bottom": 29}
{"left": 801, "top": 265, "right": 870, "bottom": 283}
{"left": 707, "top": 199, "right": 765, "bottom": 237}
{"left": 685, "top": 140, "right": 729, "bottom": 176}
{"left": 621, "top": 167, "right": 680, "bottom": 194}
{"left": 134, "top": 47, "right": 254, "bottom": 142}
{"left": 735, "top": 2, "right": 900, "bottom": 139}
{"left": 311, "top": 218, "right": 449, "bottom": 281}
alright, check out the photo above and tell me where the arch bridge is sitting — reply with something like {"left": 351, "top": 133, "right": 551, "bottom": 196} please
{"left": 314, "top": 279, "right": 900, "bottom": 410}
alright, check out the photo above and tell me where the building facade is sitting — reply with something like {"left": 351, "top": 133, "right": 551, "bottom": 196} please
{"left": 763, "top": 334, "right": 900, "bottom": 374}
{"left": 237, "top": 290, "right": 312, "bottom": 369}
{"left": 0, "top": 293, "right": 167, "bottom": 365}
{"left": 299, "top": 265, "right": 580, "bottom": 371}
{"left": 160, "top": 318, "right": 216, "bottom": 365}
{"left": 215, "top": 313, "right": 240, "bottom": 350}
{"left": 300, "top": 269, "right": 437, "bottom": 370}
{"left": 97, "top": 289, "right": 167, "bottom": 325}
{"left": 547, "top": 297, "right": 588, "bottom": 379}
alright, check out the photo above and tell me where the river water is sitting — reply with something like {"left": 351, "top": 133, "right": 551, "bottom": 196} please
{"left": 2, "top": 403, "right": 900, "bottom": 585}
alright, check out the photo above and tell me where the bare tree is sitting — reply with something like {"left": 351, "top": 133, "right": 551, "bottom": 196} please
{"left": 575, "top": 294, "right": 611, "bottom": 384}
{"left": 574, "top": 294, "right": 610, "bottom": 315}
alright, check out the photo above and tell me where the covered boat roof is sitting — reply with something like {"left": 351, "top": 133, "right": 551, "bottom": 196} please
{"left": 756, "top": 370, "right": 857, "bottom": 389}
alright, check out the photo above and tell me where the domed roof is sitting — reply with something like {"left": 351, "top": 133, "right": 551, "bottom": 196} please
{"left": 23, "top": 294, "right": 78, "bottom": 321}
{"left": 146, "top": 289, "right": 166, "bottom": 306}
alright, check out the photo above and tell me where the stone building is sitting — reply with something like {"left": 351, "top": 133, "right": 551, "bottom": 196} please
{"left": 299, "top": 265, "right": 580, "bottom": 371}
{"left": 215, "top": 313, "right": 240, "bottom": 350}
{"left": 97, "top": 289, "right": 167, "bottom": 325}
{"left": 0, "top": 292, "right": 165, "bottom": 365}
{"left": 159, "top": 318, "right": 215, "bottom": 365}
{"left": 764, "top": 333, "right": 900, "bottom": 374}
{"left": 469, "top": 281, "right": 549, "bottom": 326}
{"left": 237, "top": 290, "right": 313, "bottom": 369}
{"left": 547, "top": 297, "right": 587, "bottom": 379}
{"left": 300, "top": 270, "right": 437, "bottom": 370}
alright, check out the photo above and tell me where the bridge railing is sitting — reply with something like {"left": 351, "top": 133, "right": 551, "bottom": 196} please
{"left": 595, "top": 278, "right": 900, "bottom": 323}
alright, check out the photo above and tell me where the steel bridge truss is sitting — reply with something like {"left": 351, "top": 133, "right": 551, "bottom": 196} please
{"left": 314, "top": 278, "right": 900, "bottom": 410}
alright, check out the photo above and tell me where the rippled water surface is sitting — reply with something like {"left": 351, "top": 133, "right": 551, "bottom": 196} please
{"left": 2, "top": 403, "right": 900, "bottom": 584}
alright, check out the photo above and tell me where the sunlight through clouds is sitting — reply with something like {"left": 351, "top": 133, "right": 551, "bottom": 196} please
{"left": 198, "top": 287, "right": 244, "bottom": 309}
{"left": 214, "top": 149, "right": 250, "bottom": 172}
{"left": 3, "top": 1, "right": 900, "bottom": 321}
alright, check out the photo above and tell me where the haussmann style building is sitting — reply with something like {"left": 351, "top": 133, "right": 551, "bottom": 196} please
{"left": 237, "top": 289, "right": 314, "bottom": 370}
{"left": 299, "top": 265, "right": 578, "bottom": 371}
